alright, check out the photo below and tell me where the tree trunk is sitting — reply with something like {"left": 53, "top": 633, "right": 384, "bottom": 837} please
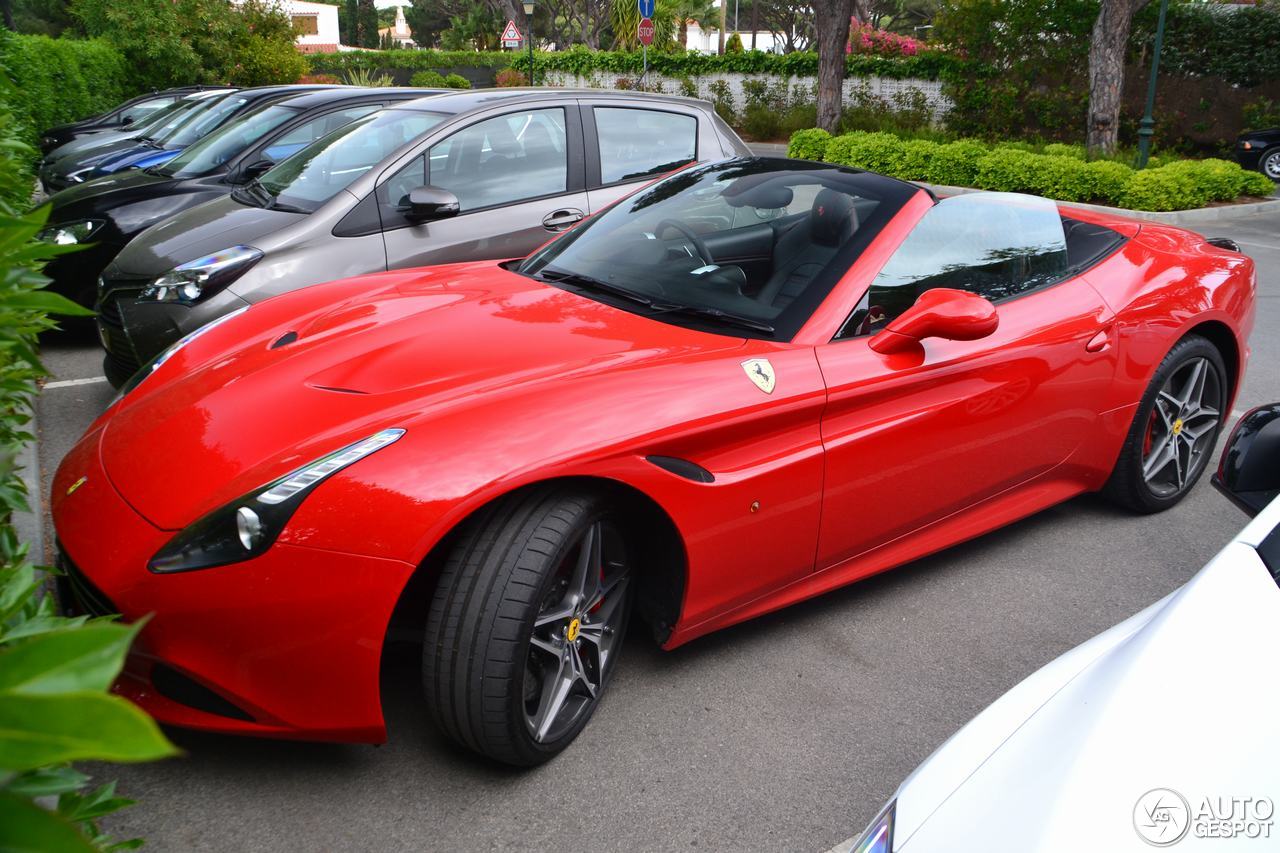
{"left": 718, "top": 0, "right": 726, "bottom": 54}
{"left": 1087, "top": 0, "right": 1150, "bottom": 156}
{"left": 1, "top": 0, "right": 13, "bottom": 31}
{"left": 815, "top": 0, "right": 852, "bottom": 132}
{"left": 750, "top": 0, "right": 757, "bottom": 49}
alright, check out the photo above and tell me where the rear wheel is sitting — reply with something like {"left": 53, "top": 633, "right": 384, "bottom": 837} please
{"left": 1262, "top": 147, "right": 1280, "bottom": 181}
{"left": 1104, "top": 335, "right": 1227, "bottom": 513}
{"left": 422, "top": 486, "right": 632, "bottom": 766}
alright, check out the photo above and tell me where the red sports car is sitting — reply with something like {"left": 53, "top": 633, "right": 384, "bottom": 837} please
{"left": 53, "top": 157, "right": 1255, "bottom": 765}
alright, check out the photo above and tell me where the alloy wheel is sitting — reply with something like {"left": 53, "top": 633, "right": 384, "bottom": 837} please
{"left": 1264, "top": 150, "right": 1280, "bottom": 181}
{"left": 523, "top": 520, "right": 630, "bottom": 743}
{"left": 1141, "top": 356, "right": 1223, "bottom": 498}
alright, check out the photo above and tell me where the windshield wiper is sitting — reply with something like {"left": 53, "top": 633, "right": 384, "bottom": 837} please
{"left": 533, "top": 268, "right": 654, "bottom": 308}
{"left": 232, "top": 178, "right": 272, "bottom": 208}
{"left": 647, "top": 302, "right": 776, "bottom": 335}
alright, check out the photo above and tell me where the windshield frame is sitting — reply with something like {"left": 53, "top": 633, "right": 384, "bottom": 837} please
{"left": 156, "top": 103, "right": 301, "bottom": 179}
{"left": 517, "top": 157, "right": 920, "bottom": 342}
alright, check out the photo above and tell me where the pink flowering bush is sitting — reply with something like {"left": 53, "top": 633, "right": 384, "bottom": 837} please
{"left": 846, "top": 21, "right": 925, "bottom": 57}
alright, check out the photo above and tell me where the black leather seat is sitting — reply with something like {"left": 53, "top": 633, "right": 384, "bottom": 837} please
{"left": 756, "top": 188, "right": 859, "bottom": 309}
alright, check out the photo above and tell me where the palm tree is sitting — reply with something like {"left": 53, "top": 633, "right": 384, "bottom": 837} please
{"left": 670, "top": 0, "right": 716, "bottom": 49}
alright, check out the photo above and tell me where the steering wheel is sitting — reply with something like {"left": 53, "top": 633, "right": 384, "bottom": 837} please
{"left": 654, "top": 219, "right": 714, "bottom": 267}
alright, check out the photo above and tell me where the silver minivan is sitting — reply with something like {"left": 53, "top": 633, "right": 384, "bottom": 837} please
{"left": 97, "top": 88, "right": 750, "bottom": 383}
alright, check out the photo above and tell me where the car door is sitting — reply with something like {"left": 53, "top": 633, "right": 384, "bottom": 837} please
{"left": 582, "top": 101, "right": 711, "bottom": 213}
{"left": 376, "top": 104, "right": 589, "bottom": 268}
{"left": 813, "top": 193, "right": 1117, "bottom": 571}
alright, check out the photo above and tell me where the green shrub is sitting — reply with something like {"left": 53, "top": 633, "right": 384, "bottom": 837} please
{"left": 922, "top": 139, "right": 987, "bottom": 186}
{"left": 410, "top": 70, "right": 447, "bottom": 87}
{"left": 1043, "top": 142, "right": 1085, "bottom": 160}
{"left": 973, "top": 148, "right": 1040, "bottom": 193}
{"left": 824, "top": 131, "right": 904, "bottom": 173}
{"left": 893, "top": 139, "right": 942, "bottom": 181}
{"left": 1240, "top": 170, "right": 1276, "bottom": 196}
{"left": 788, "top": 128, "right": 831, "bottom": 161}
{"left": 1084, "top": 160, "right": 1134, "bottom": 206}
{"left": 494, "top": 67, "right": 526, "bottom": 87}
{"left": 742, "top": 104, "right": 782, "bottom": 141}
{"left": 444, "top": 73, "right": 472, "bottom": 89}
{"left": 1120, "top": 166, "right": 1212, "bottom": 211}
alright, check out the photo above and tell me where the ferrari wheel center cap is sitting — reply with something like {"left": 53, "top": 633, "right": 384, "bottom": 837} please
{"left": 1172, "top": 418, "right": 1184, "bottom": 436}
{"left": 566, "top": 618, "right": 581, "bottom": 642}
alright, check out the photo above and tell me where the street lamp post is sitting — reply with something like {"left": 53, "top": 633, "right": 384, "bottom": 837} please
{"left": 523, "top": 0, "right": 535, "bottom": 86}
{"left": 1136, "top": 0, "right": 1169, "bottom": 170}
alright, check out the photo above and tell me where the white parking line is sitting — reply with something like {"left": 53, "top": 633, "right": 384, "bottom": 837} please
{"left": 43, "top": 376, "right": 108, "bottom": 389}
{"left": 1234, "top": 238, "right": 1280, "bottom": 252}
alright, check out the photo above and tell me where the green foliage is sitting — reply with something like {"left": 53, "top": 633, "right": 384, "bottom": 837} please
{"left": 725, "top": 31, "right": 744, "bottom": 53}
{"left": 788, "top": 128, "right": 832, "bottom": 161}
{"left": 706, "top": 79, "right": 735, "bottom": 124}
{"left": 1243, "top": 97, "right": 1280, "bottom": 132}
{"left": 409, "top": 70, "right": 447, "bottom": 87}
{"left": 1240, "top": 170, "right": 1277, "bottom": 197}
{"left": 921, "top": 138, "right": 986, "bottom": 186}
{"left": 1120, "top": 166, "right": 1210, "bottom": 212}
{"left": 494, "top": 67, "right": 527, "bottom": 88}
{"left": 342, "top": 68, "right": 392, "bottom": 87}
{"left": 1134, "top": 3, "right": 1280, "bottom": 88}
{"left": 443, "top": 73, "right": 471, "bottom": 90}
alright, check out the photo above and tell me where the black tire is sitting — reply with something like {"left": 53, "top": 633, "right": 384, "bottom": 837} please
{"left": 1103, "top": 334, "right": 1228, "bottom": 513}
{"left": 1261, "top": 146, "right": 1280, "bottom": 182}
{"left": 422, "top": 485, "right": 633, "bottom": 766}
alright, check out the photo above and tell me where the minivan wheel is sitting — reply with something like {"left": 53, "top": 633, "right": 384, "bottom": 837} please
{"left": 422, "top": 486, "right": 633, "bottom": 766}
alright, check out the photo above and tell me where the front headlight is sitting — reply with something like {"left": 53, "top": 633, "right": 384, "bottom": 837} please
{"left": 37, "top": 219, "right": 104, "bottom": 245}
{"left": 140, "top": 245, "right": 262, "bottom": 304}
{"left": 850, "top": 801, "right": 895, "bottom": 853}
{"left": 149, "top": 428, "right": 406, "bottom": 573}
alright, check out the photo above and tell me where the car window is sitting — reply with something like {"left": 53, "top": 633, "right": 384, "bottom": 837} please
{"left": 256, "top": 108, "right": 446, "bottom": 213}
{"left": 120, "top": 96, "right": 174, "bottom": 124}
{"left": 261, "top": 105, "right": 381, "bottom": 162}
{"left": 142, "top": 96, "right": 227, "bottom": 142}
{"left": 838, "top": 193, "right": 1070, "bottom": 339}
{"left": 160, "top": 95, "right": 252, "bottom": 148}
{"left": 594, "top": 107, "right": 697, "bottom": 185}
{"left": 160, "top": 105, "right": 301, "bottom": 178}
{"left": 425, "top": 108, "right": 567, "bottom": 212}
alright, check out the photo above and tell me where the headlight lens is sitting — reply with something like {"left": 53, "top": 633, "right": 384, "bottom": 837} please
{"left": 37, "top": 220, "right": 103, "bottom": 245}
{"left": 149, "top": 428, "right": 406, "bottom": 573}
{"left": 140, "top": 245, "right": 262, "bottom": 304}
{"left": 116, "top": 305, "right": 251, "bottom": 400}
{"left": 851, "top": 801, "right": 895, "bottom": 853}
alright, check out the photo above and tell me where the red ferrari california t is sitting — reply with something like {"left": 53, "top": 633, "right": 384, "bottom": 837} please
{"left": 53, "top": 157, "right": 1255, "bottom": 765}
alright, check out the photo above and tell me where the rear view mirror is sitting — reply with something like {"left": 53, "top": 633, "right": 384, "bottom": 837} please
{"left": 869, "top": 288, "right": 999, "bottom": 354}
{"left": 403, "top": 186, "right": 460, "bottom": 222}
{"left": 1213, "top": 404, "right": 1280, "bottom": 517}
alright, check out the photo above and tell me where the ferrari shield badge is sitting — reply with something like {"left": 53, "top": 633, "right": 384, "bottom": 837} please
{"left": 741, "top": 358, "right": 775, "bottom": 394}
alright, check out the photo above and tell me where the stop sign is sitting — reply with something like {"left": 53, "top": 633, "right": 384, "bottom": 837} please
{"left": 637, "top": 16, "right": 655, "bottom": 46}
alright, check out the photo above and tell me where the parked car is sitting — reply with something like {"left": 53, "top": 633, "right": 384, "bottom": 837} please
{"left": 1235, "top": 128, "right": 1280, "bottom": 181}
{"left": 55, "top": 157, "right": 1254, "bottom": 766}
{"left": 40, "top": 89, "right": 240, "bottom": 192}
{"left": 39, "top": 87, "right": 443, "bottom": 307}
{"left": 96, "top": 88, "right": 748, "bottom": 383}
{"left": 38, "top": 90, "right": 236, "bottom": 193}
{"left": 843, "top": 404, "right": 1280, "bottom": 853}
{"left": 38, "top": 86, "right": 219, "bottom": 155}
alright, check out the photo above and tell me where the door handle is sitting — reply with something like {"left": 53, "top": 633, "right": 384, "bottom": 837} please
{"left": 1085, "top": 328, "right": 1111, "bottom": 353}
{"left": 542, "top": 208, "right": 585, "bottom": 231}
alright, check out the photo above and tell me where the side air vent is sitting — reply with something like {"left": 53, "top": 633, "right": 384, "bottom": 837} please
{"left": 646, "top": 455, "right": 714, "bottom": 483}
{"left": 1206, "top": 237, "right": 1241, "bottom": 253}
{"left": 312, "top": 385, "right": 368, "bottom": 395}
{"left": 270, "top": 331, "right": 298, "bottom": 349}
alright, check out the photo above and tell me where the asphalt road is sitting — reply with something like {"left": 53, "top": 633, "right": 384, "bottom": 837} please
{"left": 31, "top": 207, "right": 1280, "bottom": 852}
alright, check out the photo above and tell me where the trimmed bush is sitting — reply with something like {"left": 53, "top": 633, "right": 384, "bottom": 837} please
{"left": 1043, "top": 142, "right": 1085, "bottom": 160}
{"left": 410, "top": 70, "right": 447, "bottom": 87}
{"left": 788, "top": 128, "right": 831, "bottom": 161}
{"left": 922, "top": 139, "right": 986, "bottom": 187}
{"left": 444, "top": 73, "right": 472, "bottom": 89}
{"left": 1121, "top": 167, "right": 1211, "bottom": 212}
{"left": 824, "top": 131, "right": 903, "bottom": 174}
{"left": 1084, "top": 160, "right": 1134, "bottom": 206}
{"left": 1240, "top": 170, "right": 1277, "bottom": 197}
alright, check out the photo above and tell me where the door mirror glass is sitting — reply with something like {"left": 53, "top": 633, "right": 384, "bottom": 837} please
{"left": 403, "top": 186, "right": 460, "bottom": 221}
{"left": 869, "top": 287, "right": 998, "bottom": 354}
{"left": 1213, "top": 404, "right": 1280, "bottom": 517}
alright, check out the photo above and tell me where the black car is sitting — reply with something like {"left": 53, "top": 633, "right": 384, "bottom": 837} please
{"left": 39, "top": 87, "right": 442, "bottom": 307}
{"left": 1236, "top": 128, "right": 1280, "bottom": 181}
{"left": 39, "top": 87, "right": 220, "bottom": 155}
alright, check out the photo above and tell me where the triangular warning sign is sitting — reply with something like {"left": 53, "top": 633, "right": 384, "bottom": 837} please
{"left": 500, "top": 20, "right": 522, "bottom": 41}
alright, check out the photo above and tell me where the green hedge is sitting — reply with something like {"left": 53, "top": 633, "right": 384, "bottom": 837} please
{"left": 792, "top": 129, "right": 1276, "bottom": 211}
{"left": 0, "top": 32, "right": 132, "bottom": 153}
{"left": 310, "top": 46, "right": 970, "bottom": 83}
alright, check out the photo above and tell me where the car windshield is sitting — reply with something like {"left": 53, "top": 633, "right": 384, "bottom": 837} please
{"left": 129, "top": 99, "right": 194, "bottom": 134}
{"left": 158, "top": 94, "right": 252, "bottom": 148}
{"left": 157, "top": 104, "right": 300, "bottom": 178}
{"left": 518, "top": 158, "right": 918, "bottom": 340}
{"left": 140, "top": 95, "right": 229, "bottom": 145}
{"left": 253, "top": 108, "right": 446, "bottom": 213}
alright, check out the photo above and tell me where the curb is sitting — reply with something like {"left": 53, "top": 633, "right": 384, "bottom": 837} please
{"left": 914, "top": 182, "right": 1280, "bottom": 227}
{"left": 13, "top": 395, "right": 46, "bottom": 564}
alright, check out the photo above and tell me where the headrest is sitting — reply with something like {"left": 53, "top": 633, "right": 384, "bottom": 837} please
{"left": 810, "top": 188, "right": 857, "bottom": 247}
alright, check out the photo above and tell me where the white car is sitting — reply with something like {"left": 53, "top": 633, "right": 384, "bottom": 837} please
{"left": 846, "top": 405, "right": 1280, "bottom": 853}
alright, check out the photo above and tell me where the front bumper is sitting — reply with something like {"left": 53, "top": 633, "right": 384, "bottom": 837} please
{"left": 44, "top": 241, "right": 123, "bottom": 308}
{"left": 52, "top": 424, "right": 416, "bottom": 742}
{"left": 97, "top": 277, "right": 250, "bottom": 386}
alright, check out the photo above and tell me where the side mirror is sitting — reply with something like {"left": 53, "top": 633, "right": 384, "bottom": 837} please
{"left": 869, "top": 288, "right": 998, "bottom": 354}
{"left": 241, "top": 159, "right": 274, "bottom": 182}
{"left": 402, "top": 186, "right": 460, "bottom": 222}
{"left": 1213, "top": 404, "right": 1280, "bottom": 517}
{"left": 121, "top": 115, "right": 135, "bottom": 127}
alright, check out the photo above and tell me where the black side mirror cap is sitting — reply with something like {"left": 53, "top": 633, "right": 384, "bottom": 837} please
{"left": 402, "top": 186, "right": 460, "bottom": 222}
{"left": 1213, "top": 404, "right": 1280, "bottom": 517}
{"left": 121, "top": 116, "right": 135, "bottom": 126}
{"left": 241, "top": 160, "right": 274, "bottom": 182}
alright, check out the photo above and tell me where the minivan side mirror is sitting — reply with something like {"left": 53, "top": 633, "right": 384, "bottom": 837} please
{"left": 1213, "top": 404, "right": 1280, "bottom": 517}
{"left": 241, "top": 159, "right": 274, "bottom": 182}
{"left": 869, "top": 288, "right": 999, "bottom": 354}
{"left": 403, "top": 186, "right": 460, "bottom": 222}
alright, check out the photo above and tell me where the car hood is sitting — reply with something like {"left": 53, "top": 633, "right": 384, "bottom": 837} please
{"left": 90, "top": 145, "right": 180, "bottom": 176}
{"left": 893, "top": 539, "right": 1280, "bottom": 851}
{"left": 50, "top": 169, "right": 176, "bottom": 217}
{"left": 100, "top": 262, "right": 745, "bottom": 529}
{"left": 107, "top": 194, "right": 302, "bottom": 277}
{"left": 44, "top": 135, "right": 137, "bottom": 172}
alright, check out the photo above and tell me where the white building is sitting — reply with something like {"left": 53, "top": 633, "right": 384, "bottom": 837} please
{"left": 378, "top": 5, "right": 416, "bottom": 48}
{"left": 282, "top": 0, "right": 342, "bottom": 54}
{"left": 683, "top": 21, "right": 785, "bottom": 54}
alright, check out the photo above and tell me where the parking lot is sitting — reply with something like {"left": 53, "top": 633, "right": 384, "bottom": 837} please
{"left": 28, "top": 205, "right": 1280, "bottom": 851}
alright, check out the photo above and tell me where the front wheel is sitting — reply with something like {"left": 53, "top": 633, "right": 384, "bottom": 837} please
{"left": 422, "top": 486, "right": 633, "bottom": 766}
{"left": 1261, "top": 147, "right": 1280, "bottom": 182}
{"left": 1104, "top": 335, "right": 1227, "bottom": 513}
